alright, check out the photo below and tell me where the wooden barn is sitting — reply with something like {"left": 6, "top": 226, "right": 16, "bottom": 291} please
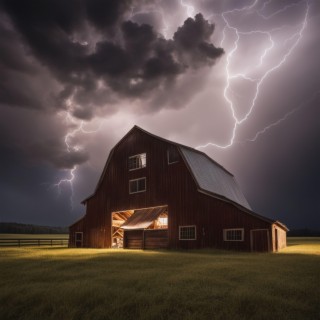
{"left": 69, "top": 126, "right": 288, "bottom": 252}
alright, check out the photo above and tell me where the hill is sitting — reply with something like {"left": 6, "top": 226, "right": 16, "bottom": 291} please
{"left": 0, "top": 222, "right": 68, "bottom": 234}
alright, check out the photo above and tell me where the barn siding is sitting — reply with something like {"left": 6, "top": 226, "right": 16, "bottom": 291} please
{"left": 272, "top": 225, "right": 287, "bottom": 251}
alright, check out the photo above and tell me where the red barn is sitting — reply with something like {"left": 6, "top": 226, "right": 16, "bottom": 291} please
{"left": 69, "top": 126, "right": 288, "bottom": 251}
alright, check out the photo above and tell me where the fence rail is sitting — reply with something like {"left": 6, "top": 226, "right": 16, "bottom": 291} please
{"left": 0, "top": 238, "right": 69, "bottom": 247}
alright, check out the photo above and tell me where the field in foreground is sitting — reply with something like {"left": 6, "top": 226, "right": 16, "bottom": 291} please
{"left": 0, "top": 238, "right": 319, "bottom": 320}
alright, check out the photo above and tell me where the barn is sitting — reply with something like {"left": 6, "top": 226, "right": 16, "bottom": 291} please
{"left": 69, "top": 126, "right": 288, "bottom": 252}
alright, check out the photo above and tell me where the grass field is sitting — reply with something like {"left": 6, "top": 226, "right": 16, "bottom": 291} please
{"left": 0, "top": 238, "right": 319, "bottom": 320}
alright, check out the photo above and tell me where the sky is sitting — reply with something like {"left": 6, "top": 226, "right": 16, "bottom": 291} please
{"left": 0, "top": 0, "right": 319, "bottom": 229}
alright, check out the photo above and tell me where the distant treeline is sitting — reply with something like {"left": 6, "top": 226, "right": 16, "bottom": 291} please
{"left": 0, "top": 222, "right": 68, "bottom": 234}
{"left": 287, "top": 229, "right": 320, "bottom": 237}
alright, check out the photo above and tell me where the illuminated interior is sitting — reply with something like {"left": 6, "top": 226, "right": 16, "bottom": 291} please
{"left": 112, "top": 210, "right": 134, "bottom": 248}
{"left": 111, "top": 207, "right": 168, "bottom": 248}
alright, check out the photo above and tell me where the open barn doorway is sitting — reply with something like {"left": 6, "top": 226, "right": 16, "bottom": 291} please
{"left": 111, "top": 206, "right": 168, "bottom": 249}
{"left": 112, "top": 210, "right": 134, "bottom": 248}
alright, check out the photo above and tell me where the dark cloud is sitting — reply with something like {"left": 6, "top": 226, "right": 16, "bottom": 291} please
{"left": 86, "top": 13, "right": 223, "bottom": 98}
{"left": 1, "top": 0, "right": 224, "bottom": 118}
{"left": 174, "top": 13, "right": 224, "bottom": 66}
{"left": 85, "top": 0, "right": 131, "bottom": 31}
{"left": 0, "top": 16, "right": 59, "bottom": 111}
{"left": 29, "top": 139, "right": 89, "bottom": 169}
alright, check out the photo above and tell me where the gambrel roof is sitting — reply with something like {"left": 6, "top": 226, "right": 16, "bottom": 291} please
{"left": 180, "top": 147, "right": 251, "bottom": 210}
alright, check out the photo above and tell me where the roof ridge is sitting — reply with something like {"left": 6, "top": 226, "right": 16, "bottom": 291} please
{"left": 133, "top": 126, "right": 233, "bottom": 176}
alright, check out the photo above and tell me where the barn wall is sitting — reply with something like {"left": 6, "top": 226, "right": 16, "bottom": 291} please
{"left": 69, "top": 217, "right": 85, "bottom": 247}
{"left": 272, "top": 225, "right": 287, "bottom": 251}
{"left": 83, "top": 128, "right": 199, "bottom": 248}
{"left": 174, "top": 192, "right": 274, "bottom": 251}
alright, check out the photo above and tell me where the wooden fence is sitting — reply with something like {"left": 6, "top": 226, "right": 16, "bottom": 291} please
{"left": 0, "top": 238, "right": 69, "bottom": 247}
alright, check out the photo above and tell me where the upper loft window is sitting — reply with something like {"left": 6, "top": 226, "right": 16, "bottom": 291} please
{"left": 223, "top": 229, "right": 244, "bottom": 241}
{"left": 167, "top": 146, "right": 179, "bottom": 164}
{"left": 128, "top": 153, "right": 146, "bottom": 171}
{"left": 129, "top": 177, "right": 146, "bottom": 194}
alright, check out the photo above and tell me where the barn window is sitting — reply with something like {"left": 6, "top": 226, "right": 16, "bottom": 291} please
{"left": 167, "top": 147, "right": 179, "bottom": 164}
{"left": 129, "top": 177, "right": 146, "bottom": 194}
{"left": 128, "top": 153, "right": 146, "bottom": 170}
{"left": 223, "top": 229, "right": 244, "bottom": 241}
{"left": 179, "top": 226, "right": 196, "bottom": 240}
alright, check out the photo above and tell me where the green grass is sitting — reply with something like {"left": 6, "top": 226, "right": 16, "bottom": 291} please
{"left": 0, "top": 238, "right": 319, "bottom": 320}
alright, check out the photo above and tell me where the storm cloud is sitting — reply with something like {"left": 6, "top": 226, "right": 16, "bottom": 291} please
{"left": 1, "top": 0, "right": 224, "bottom": 119}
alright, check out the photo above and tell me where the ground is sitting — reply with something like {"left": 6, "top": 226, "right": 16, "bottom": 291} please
{"left": 0, "top": 237, "right": 319, "bottom": 320}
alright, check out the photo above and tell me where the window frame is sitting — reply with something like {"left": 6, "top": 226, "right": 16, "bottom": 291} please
{"left": 129, "top": 177, "right": 147, "bottom": 194}
{"left": 223, "top": 228, "right": 244, "bottom": 242}
{"left": 167, "top": 147, "right": 179, "bottom": 165}
{"left": 179, "top": 225, "right": 197, "bottom": 240}
{"left": 128, "top": 153, "right": 147, "bottom": 171}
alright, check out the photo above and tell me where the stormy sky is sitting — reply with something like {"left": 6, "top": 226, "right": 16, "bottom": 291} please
{"left": 0, "top": 0, "right": 319, "bottom": 229}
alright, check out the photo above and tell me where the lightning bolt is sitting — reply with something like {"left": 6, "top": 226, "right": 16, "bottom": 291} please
{"left": 53, "top": 108, "right": 102, "bottom": 209}
{"left": 194, "top": 0, "right": 310, "bottom": 150}
{"left": 180, "top": 0, "right": 195, "bottom": 17}
{"left": 130, "top": 3, "right": 169, "bottom": 37}
{"left": 240, "top": 90, "right": 320, "bottom": 143}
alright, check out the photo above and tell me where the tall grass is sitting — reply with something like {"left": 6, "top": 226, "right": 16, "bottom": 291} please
{"left": 0, "top": 238, "right": 319, "bottom": 320}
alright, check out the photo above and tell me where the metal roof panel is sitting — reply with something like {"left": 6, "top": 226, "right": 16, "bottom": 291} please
{"left": 180, "top": 147, "right": 251, "bottom": 210}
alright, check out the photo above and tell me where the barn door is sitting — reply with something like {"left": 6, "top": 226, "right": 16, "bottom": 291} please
{"left": 123, "top": 230, "right": 143, "bottom": 249}
{"left": 250, "top": 229, "right": 270, "bottom": 252}
{"left": 144, "top": 229, "right": 168, "bottom": 249}
{"left": 275, "top": 229, "right": 278, "bottom": 251}
{"left": 75, "top": 232, "right": 83, "bottom": 248}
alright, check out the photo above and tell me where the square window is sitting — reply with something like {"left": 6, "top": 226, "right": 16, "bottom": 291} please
{"left": 167, "top": 147, "right": 179, "bottom": 164}
{"left": 179, "top": 226, "right": 196, "bottom": 240}
{"left": 223, "top": 229, "right": 244, "bottom": 241}
{"left": 129, "top": 178, "right": 146, "bottom": 194}
{"left": 128, "top": 153, "right": 146, "bottom": 170}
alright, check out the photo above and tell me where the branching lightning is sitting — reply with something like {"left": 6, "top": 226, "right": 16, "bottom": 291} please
{"left": 240, "top": 90, "right": 320, "bottom": 143}
{"left": 195, "top": 0, "right": 310, "bottom": 150}
{"left": 180, "top": 0, "right": 195, "bottom": 17}
{"left": 53, "top": 108, "right": 102, "bottom": 209}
